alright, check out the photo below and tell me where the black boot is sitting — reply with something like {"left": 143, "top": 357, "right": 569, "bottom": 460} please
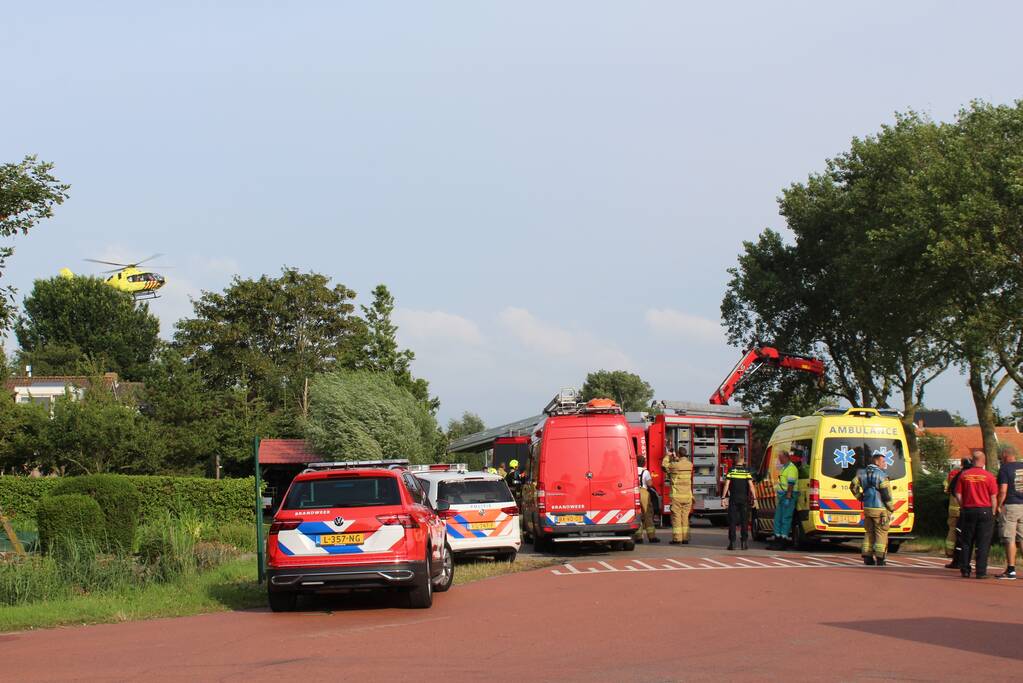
{"left": 727, "top": 542, "right": 735, "bottom": 551}
{"left": 741, "top": 539, "right": 748, "bottom": 551}
{"left": 863, "top": 555, "right": 876, "bottom": 566}
{"left": 876, "top": 557, "right": 886, "bottom": 567}
{"left": 649, "top": 537, "right": 661, "bottom": 543}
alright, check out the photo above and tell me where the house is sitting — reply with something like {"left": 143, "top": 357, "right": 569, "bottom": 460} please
{"left": 257, "top": 438, "right": 320, "bottom": 510}
{"left": 2, "top": 372, "right": 140, "bottom": 409}
{"left": 914, "top": 410, "right": 956, "bottom": 428}
{"left": 919, "top": 425, "right": 1023, "bottom": 461}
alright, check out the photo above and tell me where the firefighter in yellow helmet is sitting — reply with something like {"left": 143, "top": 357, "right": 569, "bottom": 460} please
{"left": 663, "top": 444, "right": 694, "bottom": 544}
{"left": 505, "top": 459, "right": 524, "bottom": 505}
{"left": 850, "top": 451, "right": 894, "bottom": 566}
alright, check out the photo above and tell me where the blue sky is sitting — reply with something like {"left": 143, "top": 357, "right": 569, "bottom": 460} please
{"left": 2, "top": 2, "right": 1020, "bottom": 425}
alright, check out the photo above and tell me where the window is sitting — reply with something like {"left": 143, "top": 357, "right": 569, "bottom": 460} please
{"left": 283, "top": 476, "right": 400, "bottom": 509}
{"left": 821, "top": 438, "right": 907, "bottom": 482}
{"left": 403, "top": 474, "right": 427, "bottom": 505}
{"left": 438, "top": 479, "right": 514, "bottom": 505}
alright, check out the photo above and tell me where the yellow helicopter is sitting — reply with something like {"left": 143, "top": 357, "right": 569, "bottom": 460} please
{"left": 59, "top": 254, "right": 168, "bottom": 301}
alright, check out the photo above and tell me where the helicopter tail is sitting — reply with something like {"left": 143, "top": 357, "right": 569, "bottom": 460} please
{"left": 59, "top": 267, "right": 75, "bottom": 279}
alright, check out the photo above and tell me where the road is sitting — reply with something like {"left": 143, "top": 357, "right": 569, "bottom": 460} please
{"left": 6, "top": 525, "right": 1020, "bottom": 682}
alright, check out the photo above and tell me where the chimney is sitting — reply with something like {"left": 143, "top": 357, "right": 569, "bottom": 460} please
{"left": 25, "top": 364, "right": 32, "bottom": 378}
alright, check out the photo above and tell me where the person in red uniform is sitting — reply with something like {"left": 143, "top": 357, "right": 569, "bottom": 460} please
{"left": 954, "top": 453, "right": 999, "bottom": 579}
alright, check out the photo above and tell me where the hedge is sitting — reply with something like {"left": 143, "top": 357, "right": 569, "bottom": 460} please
{"left": 52, "top": 475, "right": 142, "bottom": 551}
{"left": 36, "top": 494, "right": 106, "bottom": 553}
{"left": 0, "top": 476, "right": 256, "bottom": 524}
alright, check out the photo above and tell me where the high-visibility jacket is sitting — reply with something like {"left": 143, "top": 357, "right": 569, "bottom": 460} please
{"left": 662, "top": 456, "right": 694, "bottom": 502}
{"left": 775, "top": 462, "right": 798, "bottom": 495}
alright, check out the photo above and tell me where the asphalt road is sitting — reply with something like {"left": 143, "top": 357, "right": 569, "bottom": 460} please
{"left": 6, "top": 525, "right": 1021, "bottom": 682}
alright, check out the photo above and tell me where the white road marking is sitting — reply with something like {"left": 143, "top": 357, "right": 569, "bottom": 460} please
{"left": 550, "top": 554, "right": 949, "bottom": 576}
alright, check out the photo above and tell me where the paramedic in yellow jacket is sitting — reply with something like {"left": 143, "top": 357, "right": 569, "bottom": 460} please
{"left": 663, "top": 445, "right": 694, "bottom": 544}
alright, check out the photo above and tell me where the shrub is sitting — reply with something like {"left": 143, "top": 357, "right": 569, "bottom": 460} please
{"left": 200, "top": 521, "right": 256, "bottom": 552}
{"left": 194, "top": 541, "right": 239, "bottom": 570}
{"left": 36, "top": 494, "right": 106, "bottom": 553}
{"left": 912, "top": 471, "right": 949, "bottom": 537}
{"left": 0, "top": 555, "right": 66, "bottom": 605}
{"left": 52, "top": 475, "right": 142, "bottom": 551}
{"left": 0, "top": 475, "right": 256, "bottom": 525}
{"left": 137, "top": 512, "right": 198, "bottom": 581}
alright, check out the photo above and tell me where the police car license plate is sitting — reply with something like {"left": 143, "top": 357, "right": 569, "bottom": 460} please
{"left": 557, "top": 515, "right": 584, "bottom": 524}
{"left": 467, "top": 521, "right": 496, "bottom": 530}
{"left": 826, "top": 514, "right": 860, "bottom": 525}
{"left": 318, "top": 533, "right": 364, "bottom": 546}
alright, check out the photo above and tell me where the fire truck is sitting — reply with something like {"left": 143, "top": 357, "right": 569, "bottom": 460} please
{"left": 635, "top": 346, "right": 824, "bottom": 526}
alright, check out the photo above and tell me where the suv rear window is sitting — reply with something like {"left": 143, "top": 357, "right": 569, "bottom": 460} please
{"left": 283, "top": 476, "right": 401, "bottom": 509}
{"left": 821, "top": 438, "right": 907, "bottom": 482}
{"left": 438, "top": 479, "right": 513, "bottom": 505}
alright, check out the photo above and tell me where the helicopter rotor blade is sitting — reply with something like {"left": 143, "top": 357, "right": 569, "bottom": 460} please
{"left": 85, "top": 258, "right": 131, "bottom": 267}
{"left": 133, "top": 253, "right": 165, "bottom": 267}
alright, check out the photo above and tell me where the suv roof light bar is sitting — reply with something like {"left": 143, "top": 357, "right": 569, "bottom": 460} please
{"left": 303, "top": 459, "right": 409, "bottom": 473}
{"left": 407, "top": 463, "right": 469, "bottom": 473}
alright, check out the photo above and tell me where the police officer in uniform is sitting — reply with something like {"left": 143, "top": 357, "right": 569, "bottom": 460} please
{"left": 722, "top": 452, "right": 755, "bottom": 551}
{"left": 663, "top": 445, "right": 694, "bottom": 545}
{"left": 851, "top": 451, "right": 894, "bottom": 566}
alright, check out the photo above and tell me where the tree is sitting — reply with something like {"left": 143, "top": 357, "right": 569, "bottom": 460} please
{"left": 446, "top": 412, "right": 486, "bottom": 441}
{"left": 722, "top": 113, "right": 955, "bottom": 462}
{"left": 1013, "top": 386, "right": 1023, "bottom": 423}
{"left": 305, "top": 370, "right": 441, "bottom": 464}
{"left": 142, "top": 349, "right": 273, "bottom": 476}
{"left": 0, "top": 156, "right": 70, "bottom": 334}
{"left": 361, "top": 284, "right": 438, "bottom": 412}
{"left": 46, "top": 385, "right": 158, "bottom": 475}
{"left": 14, "top": 276, "right": 160, "bottom": 380}
{"left": 174, "top": 268, "right": 368, "bottom": 422}
{"left": 932, "top": 101, "right": 1023, "bottom": 466}
{"left": 580, "top": 370, "right": 654, "bottom": 412}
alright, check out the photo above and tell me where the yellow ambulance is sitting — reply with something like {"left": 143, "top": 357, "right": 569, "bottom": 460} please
{"left": 752, "top": 407, "right": 915, "bottom": 550}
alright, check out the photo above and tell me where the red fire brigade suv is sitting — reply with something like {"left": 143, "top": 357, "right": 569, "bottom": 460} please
{"left": 266, "top": 461, "right": 453, "bottom": 611}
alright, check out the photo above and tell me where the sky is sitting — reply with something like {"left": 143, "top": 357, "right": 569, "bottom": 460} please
{"left": 2, "top": 1, "right": 1021, "bottom": 427}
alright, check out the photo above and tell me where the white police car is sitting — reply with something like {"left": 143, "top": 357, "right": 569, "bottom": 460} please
{"left": 412, "top": 465, "right": 521, "bottom": 562}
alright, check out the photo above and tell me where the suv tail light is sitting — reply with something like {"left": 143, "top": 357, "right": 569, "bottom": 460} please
{"left": 377, "top": 513, "right": 419, "bottom": 529}
{"left": 907, "top": 481, "right": 914, "bottom": 513}
{"left": 268, "top": 520, "right": 300, "bottom": 535}
{"left": 808, "top": 479, "right": 820, "bottom": 511}
{"left": 500, "top": 505, "right": 520, "bottom": 516}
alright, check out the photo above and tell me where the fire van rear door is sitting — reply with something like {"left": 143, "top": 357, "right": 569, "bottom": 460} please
{"left": 542, "top": 435, "right": 591, "bottom": 526}
{"left": 587, "top": 427, "right": 635, "bottom": 525}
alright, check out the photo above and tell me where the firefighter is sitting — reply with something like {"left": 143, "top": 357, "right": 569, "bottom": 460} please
{"left": 722, "top": 452, "right": 755, "bottom": 551}
{"left": 496, "top": 463, "right": 507, "bottom": 478}
{"left": 851, "top": 451, "right": 894, "bottom": 566}
{"left": 663, "top": 445, "right": 694, "bottom": 545}
{"left": 505, "top": 459, "right": 524, "bottom": 505}
{"left": 634, "top": 455, "right": 660, "bottom": 544}
{"left": 943, "top": 458, "right": 970, "bottom": 569}
{"left": 768, "top": 451, "right": 798, "bottom": 550}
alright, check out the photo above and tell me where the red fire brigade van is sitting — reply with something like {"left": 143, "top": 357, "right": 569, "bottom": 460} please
{"left": 636, "top": 402, "right": 752, "bottom": 526}
{"left": 521, "top": 391, "right": 640, "bottom": 551}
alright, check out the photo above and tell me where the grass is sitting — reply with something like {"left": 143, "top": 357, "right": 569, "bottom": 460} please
{"left": 0, "top": 556, "right": 263, "bottom": 633}
{"left": 453, "top": 555, "right": 561, "bottom": 586}
{"left": 903, "top": 534, "right": 1008, "bottom": 564}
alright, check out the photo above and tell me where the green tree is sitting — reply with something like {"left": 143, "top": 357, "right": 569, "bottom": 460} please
{"left": 0, "top": 400, "right": 51, "bottom": 474}
{"left": 446, "top": 411, "right": 486, "bottom": 441}
{"left": 142, "top": 349, "right": 272, "bottom": 476}
{"left": 46, "top": 385, "right": 158, "bottom": 475}
{"left": 580, "top": 370, "right": 654, "bottom": 412}
{"left": 305, "top": 370, "right": 441, "bottom": 464}
{"left": 1013, "top": 386, "right": 1023, "bottom": 423}
{"left": 14, "top": 276, "right": 159, "bottom": 380}
{"left": 0, "top": 156, "right": 70, "bottom": 333}
{"left": 722, "top": 112, "right": 954, "bottom": 462}
{"left": 928, "top": 102, "right": 1023, "bottom": 466}
{"left": 361, "top": 284, "right": 437, "bottom": 412}
{"left": 174, "top": 268, "right": 368, "bottom": 420}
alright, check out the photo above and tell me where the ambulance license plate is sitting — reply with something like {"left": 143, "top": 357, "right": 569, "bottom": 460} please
{"left": 826, "top": 514, "right": 860, "bottom": 525}
{"left": 318, "top": 533, "right": 364, "bottom": 546}
{"left": 467, "top": 521, "right": 496, "bottom": 530}
{"left": 557, "top": 514, "right": 585, "bottom": 524}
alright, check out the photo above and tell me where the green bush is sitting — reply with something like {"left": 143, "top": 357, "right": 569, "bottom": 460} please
{"left": 0, "top": 475, "right": 255, "bottom": 526}
{"left": 36, "top": 494, "right": 106, "bottom": 553}
{"left": 0, "top": 477, "right": 60, "bottom": 518}
{"left": 137, "top": 512, "right": 198, "bottom": 581}
{"left": 200, "top": 521, "right": 256, "bottom": 552}
{"left": 52, "top": 475, "right": 142, "bottom": 551}
{"left": 0, "top": 555, "right": 67, "bottom": 605}
{"left": 913, "top": 471, "right": 950, "bottom": 537}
